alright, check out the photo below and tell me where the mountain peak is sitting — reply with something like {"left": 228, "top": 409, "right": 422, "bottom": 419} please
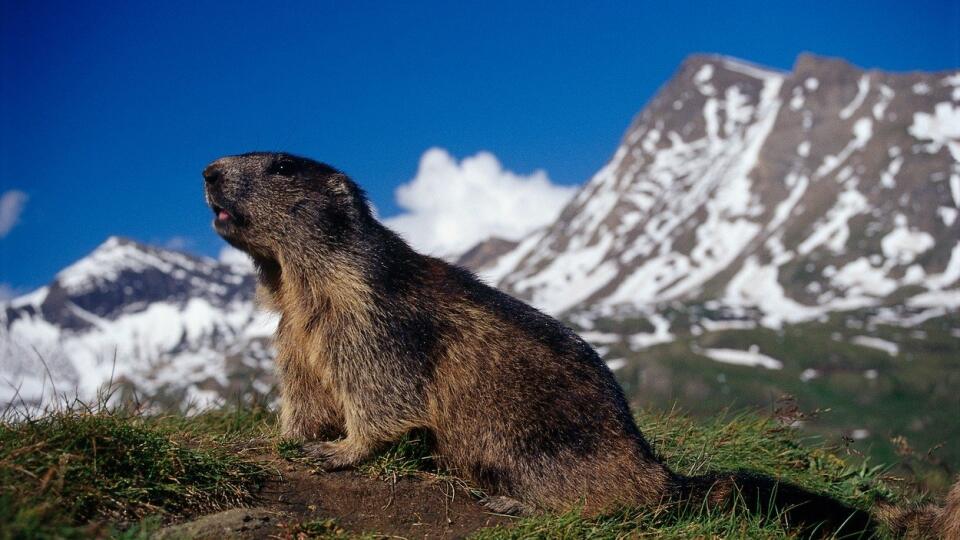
{"left": 1, "top": 237, "right": 263, "bottom": 406}
{"left": 56, "top": 237, "right": 201, "bottom": 295}
{"left": 472, "top": 53, "right": 960, "bottom": 323}
{"left": 680, "top": 54, "right": 786, "bottom": 80}
{"left": 99, "top": 235, "right": 139, "bottom": 249}
{"left": 792, "top": 53, "right": 861, "bottom": 76}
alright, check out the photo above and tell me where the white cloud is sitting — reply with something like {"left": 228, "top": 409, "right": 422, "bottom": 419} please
{"left": 219, "top": 245, "right": 254, "bottom": 272}
{"left": 383, "top": 148, "right": 576, "bottom": 257}
{"left": 0, "top": 190, "right": 28, "bottom": 238}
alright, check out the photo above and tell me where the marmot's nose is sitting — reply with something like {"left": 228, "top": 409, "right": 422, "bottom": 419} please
{"left": 203, "top": 163, "right": 223, "bottom": 185}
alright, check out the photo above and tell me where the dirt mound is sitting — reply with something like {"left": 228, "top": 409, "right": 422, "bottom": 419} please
{"left": 159, "top": 452, "right": 512, "bottom": 539}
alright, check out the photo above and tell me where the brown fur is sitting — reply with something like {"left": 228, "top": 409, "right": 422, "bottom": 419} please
{"left": 204, "top": 152, "right": 959, "bottom": 536}
{"left": 875, "top": 480, "right": 960, "bottom": 539}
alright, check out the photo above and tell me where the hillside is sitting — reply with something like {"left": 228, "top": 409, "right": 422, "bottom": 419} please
{"left": 1, "top": 399, "right": 923, "bottom": 539}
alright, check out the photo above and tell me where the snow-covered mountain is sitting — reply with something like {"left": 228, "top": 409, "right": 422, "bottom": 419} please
{"left": 2, "top": 53, "right": 958, "bottom": 408}
{"left": 0, "top": 237, "right": 277, "bottom": 407}
{"left": 472, "top": 54, "right": 960, "bottom": 328}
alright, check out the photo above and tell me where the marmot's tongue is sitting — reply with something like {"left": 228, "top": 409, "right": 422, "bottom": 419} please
{"left": 218, "top": 209, "right": 231, "bottom": 222}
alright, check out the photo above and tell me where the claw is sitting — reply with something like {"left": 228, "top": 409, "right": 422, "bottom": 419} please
{"left": 304, "top": 440, "right": 365, "bottom": 470}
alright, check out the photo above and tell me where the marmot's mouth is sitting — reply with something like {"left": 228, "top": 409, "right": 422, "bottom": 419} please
{"left": 211, "top": 204, "right": 234, "bottom": 224}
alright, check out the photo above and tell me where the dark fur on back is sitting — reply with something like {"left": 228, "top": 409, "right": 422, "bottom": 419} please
{"left": 203, "top": 152, "right": 958, "bottom": 538}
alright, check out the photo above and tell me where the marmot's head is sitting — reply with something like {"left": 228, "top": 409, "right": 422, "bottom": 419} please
{"left": 203, "top": 152, "right": 370, "bottom": 261}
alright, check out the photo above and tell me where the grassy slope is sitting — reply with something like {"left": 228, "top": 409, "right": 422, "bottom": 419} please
{"left": 0, "top": 401, "right": 921, "bottom": 539}
{"left": 0, "top": 403, "right": 272, "bottom": 539}
{"left": 600, "top": 311, "right": 960, "bottom": 493}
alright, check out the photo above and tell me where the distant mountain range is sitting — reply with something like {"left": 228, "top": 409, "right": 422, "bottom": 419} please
{"left": 2, "top": 53, "right": 959, "bottom": 409}
{"left": 467, "top": 53, "right": 960, "bottom": 327}
{"left": 0, "top": 237, "right": 276, "bottom": 407}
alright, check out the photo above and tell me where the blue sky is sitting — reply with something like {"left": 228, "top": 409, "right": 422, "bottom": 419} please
{"left": 1, "top": 0, "right": 958, "bottom": 293}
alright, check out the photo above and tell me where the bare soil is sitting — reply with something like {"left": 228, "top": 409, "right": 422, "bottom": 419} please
{"left": 158, "top": 450, "right": 513, "bottom": 539}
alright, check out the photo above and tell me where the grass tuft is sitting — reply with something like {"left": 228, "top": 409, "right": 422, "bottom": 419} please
{"left": 640, "top": 408, "right": 894, "bottom": 507}
{"left": 0, "top": 403, "right": 268, "bottom": 539}
{"left": 358, "top": 430, "right": 435, "bottom": 480}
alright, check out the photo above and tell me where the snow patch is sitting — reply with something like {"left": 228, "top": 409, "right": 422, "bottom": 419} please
{"left": 880, "top": 156, "right": 903, "bottom": 189}
{"left": 851, "top": 335, "right": 899, "bottom": 356}
{"left": 938, "top": 206, "right": 958, "bottom": 226}
{"left": 725, "top": 257, "right": 820, "bottom": 328}
{"left": 219, "top": 246, "right": 254, "bottom": 272}
{"left": 831, "top": 258, "right": 897, "bottom": 297}
{"left": 815, "top": 118, "right": 873, "bottom": 178}
{"left": 908, "top": 289, "right": 960, "bottom": 309}
{"left": 699, "top": 345, "right": 783, "bottom": 369}
{"left": 881, "top": 215, "right": 934, "bottom": 265}
{"left": 628, "top": 314, "right": 674, "bottom": 350}
{"left": 909, "top": 103, "right": 960, "bottom": 152}
{"left": 700, "top": 318, "right": 757, "bottom": 332}
{"left": 605, "top": 359, "right": 627, "bottom": 371}
{"left": 840, "top": 76, "right": 870, "bottom": 119}
{"left": 925, "top": 242, "right": 960, "bottom": 289}
{"left": 579, "top": 331, "right": 621, "bottom": 345}
{"left": 797, "top": 185, "right": 868, "bottom": 255}
{"left": 873, "top": 85, "right": 895, "bottom": 120}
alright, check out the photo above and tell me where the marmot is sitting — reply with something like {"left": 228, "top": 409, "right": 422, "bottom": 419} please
{"left": 204, "top": 152, "right": 959, "bottom": 538}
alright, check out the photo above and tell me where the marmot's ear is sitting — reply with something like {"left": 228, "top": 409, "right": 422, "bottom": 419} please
{"left": 327, "top": 173, "right": 355, "bottom": 198}
{"left": 323, "top": 171, "right": 370, "bottom": 219}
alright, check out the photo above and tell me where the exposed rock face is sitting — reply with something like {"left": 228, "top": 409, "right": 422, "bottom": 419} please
{"left": 455, "top": 236, "right": 519, "bottom": 271}
{"left": 474, "top": 54, "right": 959, "bottom": 326}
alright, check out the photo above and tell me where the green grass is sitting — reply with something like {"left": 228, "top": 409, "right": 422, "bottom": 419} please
{"left": 472, "top": 505, "right": 809, "bottom": 540}
{"left": 154, "top": 395, "right": 279, "bottom": 442}
{"left": 0, "top": 394, "right": 926, "bottom": 539}
{"left": 471, "top": 409, "right": 898, "bottom": 539}
{"left": 358, "top": 429, "right": 435, "bottom": 480}
{"left": 641, "top": 409, "right": 892, "bottom": 505}
{"left": 0, "top": 403, "right": 269, "bottom": 539}
{"left": 599, "top": 309, "right": 960, "bottom": 493}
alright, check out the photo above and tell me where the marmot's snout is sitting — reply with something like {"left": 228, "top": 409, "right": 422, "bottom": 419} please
{"left": 202, "top": 161, "right": 224, "bottom": 186}
{"left": 203, "top": 158, "right": 246, "bottom": 240}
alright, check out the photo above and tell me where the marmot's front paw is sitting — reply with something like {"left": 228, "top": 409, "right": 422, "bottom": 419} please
{"left": 304, "top": 439, "right": 366, "bottom": 470}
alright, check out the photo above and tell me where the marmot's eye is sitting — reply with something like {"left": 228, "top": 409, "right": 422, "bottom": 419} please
{"left": 268, "top": 159, "right": 298, "bottom": 177}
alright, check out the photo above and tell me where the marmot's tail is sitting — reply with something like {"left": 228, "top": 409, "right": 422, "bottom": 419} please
{"left": 674, "top": 470, "right": 875, "bottom": 537}
{"left": 675, "top": 471, "right": 960, "bottom": 539}
{"left": 873, "top": 477, "right": 960, "bottom": 539}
